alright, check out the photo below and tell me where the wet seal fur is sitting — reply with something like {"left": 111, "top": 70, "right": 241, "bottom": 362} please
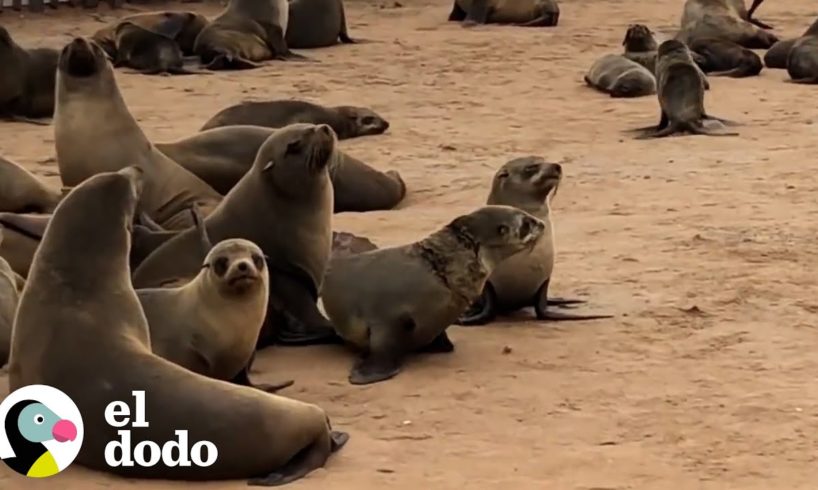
{"left": 286, "top": 0, "right": 358, "bottom": 48}
{"left": 91, "top": 11, "right": 209, "bottom": 59}
{"left": 321, "top": 205, "right": 546, "bottom": 385}
{"left": 157, "top": 125, "right": 405, "bottom": 213}
{"left": 585, "top": 54, "right": 656, "bottom": 98}
{"left": 8, "top": 165, "right": 349, "bottom": 485}
{"left": 54, "top": 37, "right": 222, "bottom": 230}
{"left": 457, "top": 158, "right": 613, "bottom": 326}
{"left": 630, "top": 40, "right": 738, "bottom": 138}
{"left": 0, "top": 156, "right": 62, "bottom": 213}
{"left": 134, "top": 124, "right": 340, "bottom": 347}
{"left": 0, "top": 226, "right": 22, "bottom": 368}
{"left": 689, "top": 37, "right": 762, "bottom": 77}
{"left": 448, "top": 0, "right": 559, "bottom": 27}
{"left": 193, "top": 0, "right": 307, "bottom": 70}
{"left": 200, "top": 100, "right": 389, "bottom": 139}
{"left": 114, "top": 21, "right": 210, "bottom": 76}
{"left": 787, "top": 34, "right": 818, "bottom": 83}
{"left": 677, "top": 0, "right": 778, "bottom": 49}
{"left": 0, "top": 26, "right": 59, "bottom": 125}
{"left": 764, "top": 18, "right": 818, "bottom": 69}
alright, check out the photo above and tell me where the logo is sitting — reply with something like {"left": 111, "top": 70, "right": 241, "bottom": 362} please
{"left": 0, "top": 385, "right": 84, "bottom": 478}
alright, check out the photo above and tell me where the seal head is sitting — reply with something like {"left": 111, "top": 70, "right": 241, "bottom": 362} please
{"left": 203, "top": 239, "right": 267, "bottom": 296}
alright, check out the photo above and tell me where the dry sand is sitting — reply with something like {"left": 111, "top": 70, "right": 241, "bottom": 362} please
{"left": 2, "top": 0, "right": 818, "bottom": 488}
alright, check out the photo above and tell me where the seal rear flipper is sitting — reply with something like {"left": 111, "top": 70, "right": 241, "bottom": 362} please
{"left": 349, "top": 316, "right": 413, "bottom": 385}
{"left": 247, "top": 436, "right": 335, "bottom": 487}
{"left": 448, "top": 0, "right": 467, "bottom": 21}
{"left": 462, "top": 0, "right": 491, "bottom": 26}
{"left": 746, "top": 0, "right": 773, "bottom": 30}
{"left": 330, "top": 431, "right": 350, "bottom": 452}
{"left": 626, "top": 111, "right": 668, "bottom": 134}
{"left": 416, "top": 331, "right": 455, "bottom": 353}
{"left": 205, "top": 54, "right": 260, "bottom": 71}
{"left": 688, "top": 121, "right": 739, "bottom": 137}
{"left": 230, "top": 365, "right": 295, "bottom": 393}
{"left": 789, "top": 77, "right": 818, "bottom": 84}
{"left": 534, "top": 279, "right": 614, "bottom": 322}
{"left": 455, "top": 281, "right": 497, "bottom": 326}
{"left": 516, "top": 11, "right": 559, "bottom": 27}
{"left": 165, "top": 66, "right": 214, "bottom": 76}
{"left": 702, "top": 114, "right": 738, "bottom": 126}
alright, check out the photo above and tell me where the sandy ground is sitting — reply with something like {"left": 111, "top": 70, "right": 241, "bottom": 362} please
{"left": 2, "top": 0, "right": 818, "bottom": 488}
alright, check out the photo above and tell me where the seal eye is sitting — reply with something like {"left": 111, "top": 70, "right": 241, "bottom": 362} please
{"left": 286, "top": 140, "right": 303, "bottom": 155}
{"left": 361, "top": 116, "right": 375, "bottom": 125}
{"left": 497, "top": 225, "right": 509, "bottom": 236}
{"left": 213, "top": 257, "right": 229, "bottom": 276}
{"left": 523, "top": 164, "right": 540, "bottom": 176}
{"left": 33, "top": 414, "right": 45, "bottom": 425}
{"left": 496, "top": 171, "right": 509, "bottom": 180}
{"left": 251, "top": 253, "right": 265, "bottom": 270}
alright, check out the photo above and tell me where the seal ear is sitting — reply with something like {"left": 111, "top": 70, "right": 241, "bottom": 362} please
{"left": 263, "top": 160, "right": 275, "bottom": 172}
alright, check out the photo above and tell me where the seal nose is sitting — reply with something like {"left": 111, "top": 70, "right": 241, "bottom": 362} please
{"left": 315, "top": 124, "right": 332, "bottom": 136}
{"left": 237, "top": 261, "right": 249, "bottom": 273}
{"left": 551, "top": 163, "right": 562, "bottom": 175}
{"left": 52, "top": 419, "right": 77, "bottom": 443}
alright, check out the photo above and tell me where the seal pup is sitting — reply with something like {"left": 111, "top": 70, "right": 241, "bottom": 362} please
{"left": 764, "top": 19, "right": 818, "bottom": 69}
{"left": 113, "top": 21, "right": 210, "bottom": 76}
{"left": 134, "top": 124, "right": 339, "bottom": 347}
{"left": 200, "top": 100, "right": 390, "bottom": 138}
{"left": 0, "top": 26, "right": 59, "bottom": 125}
{"left": 54, "top": 37, "right": 222, "bottom": 230}
{"left": 622, "top": 24, "right": 711, "bottom": 89}
{"left": 448, "top": 0, "right": 559, "bottom": 27}
{"left": 0, "top": 156, "right": 62, "bottom": 213}
{"left": 286, "top": 0, "right": 359, "bottom": 48}
{"left": 0, "top": 213, "right": 49, "bottom": 278}
{"left": 631, "top": 40, "right": 738, "bottom": 138}
{"left": 8, "top": 165, "right": 349, "bottom": 485}
{"left": 331, "top": 231, "right": 378, "bottom": 258}
{"left": 138, "top": 238, "right": 293, "bottom": 392}
{"left": 321, "top": 205, "right": 546, "bottom": 385}
{"left": 457, "top": 158, "right": 613, "bottom": 326}
{"left": 678, "top": 0, "right": 778, "bottom": 49}
{"left": 193, "top": 0, "right": 307, "bottom": 70}
{"left": 91, "top": 11, "right": 209, "bottom": 59}
{"left": 0, "top": 226, "right": 22, "bottom": 368}
{"left": 787, "top": 35, "right": 818, "bottom": 83}
{"left": 157, "top": 125, "right": 406, "bottom": 212}
{"left": 689, "top": 38, "right": 762, "bottom": 77}
{"left": 584, "top": 54, "right": 656, "bottom": 98}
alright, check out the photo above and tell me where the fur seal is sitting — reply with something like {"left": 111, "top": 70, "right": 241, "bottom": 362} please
{"left": 787, "top": 35, "right": 818, "bottom": 83}
{"left": 134, "top": 124, "right": 339, "bottom": 347}
{"left": 54, "top": 37, "right": 222, "bottom": 230}
{"left": 678, "top": 0, "right": 778, "bottom": 49}
{"left": 331, "top": 231, "right": 378, "bottom": 258}
{"left": 113, "top": 21, "right": 209, "bottom": 76}
{"left": 0, "top": 156, "right": 62, "bottom": 213}
{"left": 157, "top": 125, "right": 405, "bottom": 212}
{"left": 689, "top": 38, "right": 762, "bottom": 77}
{"left": 632, "top": 40, "right": 737, "bottom": 138}
{"left": 286, "top": 0, "right": 357, "bottom": 48}
{"left": 8, "top": 165, "right": 349, "bottom": 485}
{"left": 447, "top": 0, "right": 559, "bottom": 27}
{"left": 457, "top": 158, "right": 613, "bottom": 325}
{"left": 0, "top": 212, "right": 49, "bottom": 278}
{"left": 764, "top": 19, "right": 818, "bottom": 69}
{"left": 0, "top": 226, "right": 22, "bottom": 368}
{"left": 621, "top": 24, "right": 711, "bottom": 90}
{"left": 193, "top": 0, "right": 306, "bottom": 70}
{"left": 91, "top": 11, "right": 209, "bottom": 59}
{"left": 584, "top": 54, "right": 656, "bottom": 98}
{"left": 321, "top": 205, "right": 546, "bottom": 385}
{"left": 200, "top": 100, "right": 389, "bottom": 138}
{"left": 0, "top": 26, "right": 59, "bottom": 125}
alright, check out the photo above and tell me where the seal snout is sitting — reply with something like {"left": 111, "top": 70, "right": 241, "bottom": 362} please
{"left": 52, "top": 419, "right": 77, "bottom": 443}
{"left": 519, "top": 215, "right": 545, "bottom": 245}
{"left": 61, "top": 37, "right": 99, "bottom": 78}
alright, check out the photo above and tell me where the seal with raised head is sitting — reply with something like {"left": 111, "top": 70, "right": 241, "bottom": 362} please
{"left": 321, "top": 205, "right": 546, "bottom": 385}
{"left": 91, "top": 11, "right": 209, "bottom": 59}
{"left": 0, "top": 226, "right": 22, "bottom": 368}
{"left": 631, "top": 40, "right": 738, "bottom": 138}
{"left": 134, "top": 124, "right": 339, "bottom": 347}
{"left": 193, "top": 0, "right": 306, "bottom": 70}
{"left": 156, "top": 124, "right": 406, "bottom": 212}
{"left": 622, "top": 24, "right": 711, "bottom": 90}
{"left": 764, "top": 18, "right": 818, "bottom": 69}
{"left": 113, "top": 21, "right": 209, "bottom": 75}
{"left": 0, "top": 26, "right": 59, "bottom": 125}
{"left": 286, "top": 0, "right": 358, "bottom": 48}
{"left": 689, "top": 38, "right": 762, "bottom": 77}
{"left": 585, "top": 54, "right": 656, "bottom": 98}
{"left": 677, "top": 0, "right": 778, "bottom": 49}
{"left": 200, "top": 100, "right": 389, "bottom": 138}
{"left": 457, "top": 157, "right": 613, "bottom": 326}
{"left": 447, "top": 0, "right": 559, "bottom": 27}
{"left": 54, "top": 37, "right": 222, "bottom": 230}
{"left": 8, "top": 165, "right": 349, "bottom": 485}
{"left": 787, "top": 35, "right": 818, "bottom": 83}
{"left": 0, "top": 156, "right": 62, "bottom": 213}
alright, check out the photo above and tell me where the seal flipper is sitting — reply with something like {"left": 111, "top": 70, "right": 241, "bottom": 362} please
{"left": 349, "top": 315, "right": 413, "bottom": 385}
{"left": 534, "top": 279, "right": 614, "bottom": 321}
{"left": 338, "top": 4, "right": 356, "bottom": 43}
{"left": 746, "top": 0, "right": 773, "bottom": 30}
{"left": 2, "top": 115, "right": 51, "bottom": 126}
{"left": 417, "top": 331, "right": 455, "bottom": 353}
{"left": 259, "top": 21, "right": 311, "bottom": 61}
{"left": 462, "top": 0, "right": 491, "bottom": 26}
{"left": 247, "top": 433, "right": 340, "bottom": 486}
{"left": 230, "top": 364, "right": 295, "bottom": 393}
{"left": 448, "top": 0, "right": 467, "bottom": 21}
{"left": 205, "top": 53, "right": 260, "bottom": 70}
{"left": 456, "top": 281, "right": 497, "bottom": 326}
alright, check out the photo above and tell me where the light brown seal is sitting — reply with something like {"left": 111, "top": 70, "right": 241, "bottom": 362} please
{"left": 286, "top": 0, "right": 358, "bottom": 48}
{"left": 8, "top": 165, "right": 349, "bottom": 485}
{"left": 448, "top": 0, "right": 559, "bottom": 27}
{"left": 787, "top": 35, "right": 818, "bottom": 83}
{"left": 0, "top": 212, "right": 49, "bottom": 278}
{"left": 200, "top": 100, "right": 389, "bottom": 138}
{"left": 631, "top": 40, "right": 738, "bottom": 138}
{"left": 689, "top": 37, "right": 762, "bottom": 77}
{"left": 156, "top": 124, "right": 405, "bottom": 212}
{"left": 764, "top": 18, "right": 818, "bottom": 69}
{"left": 54, "top": 37, "right": 222, "bottom": 230}
{"left": 134, "top": 124, "right": 340, "bottom": 347}
{"left": 0, "top": 156, "right": 62, "bottom": 213}
{"left": 0, "top": 26, "right": 59, "bottom": 125}
{"left": 113, "top": 21, "right": 210, "bottom": 76}
{"left": 193, "top": 0, "right": 306, "bottom": 70}
{"left": 321, "top": 205, "right": 546, "bottom": 385}
{"left": 91, "top": 11, "right": 209, "bottom": 59}
{"left": 677, "top": 0, "right": 778, "bottom": 49}
{"left": 584, "top": 54, "right": 656, "bottom": 98}
{"left": 457, "top": 157, "right": 613, "bottom": 325}
{"left": 0, "top": 226, "right": 23, "bottom": 369}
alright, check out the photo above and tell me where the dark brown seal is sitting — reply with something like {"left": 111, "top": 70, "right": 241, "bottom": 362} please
{"left": 787, "top": 35, "right": 818, "bottom": 83}
{"left": 113, "top": 21, "right": 209, "bottom": 75}
{"left": 91, "top": 11, "right": 209, "bottom": 59}
{"left": 8, "top": 165, "right": 349, "bottom": 485}
{"left": 585, "top": 54, "right": 656, "bottom": 98}
{"left": 622, "top": 24, "right": 711, "bottom": 90}
{"left": 678, "top": 0, "right": 778, "bottom": 49}
{"left": 0, "top": 26, "right": 59, "bottom": 125}
{"left": 689, "top": 38, "right": 762, "bottom": 77}
{"left": 764, "top": 18, "right": 818, "bottom": 69}
{"left": 200, "top": 100, "right": 389, "bottom": 138}
{"left": 286, "top": 0, "right": 357, "bottom": 48}
{"left": 448, "top": 0, "right": 559, "bottom": 27}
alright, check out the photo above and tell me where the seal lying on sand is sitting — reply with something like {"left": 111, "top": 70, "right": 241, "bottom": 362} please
{"left": 201, "top": 100, "right": 389, "bottom": 138}
{"left": 631, "top": 40, "right": 737, "bottom": 138}
{"left": 54, "top": 37, "right": 222, "bottom": 230}
{"left": 8, "top": 165, "right": 349, "bottom": 485}
{"left": 585, "top": 54, "right": 656, "bottom": 98}
{"left": 678, "top": 0, "right": 778, "bottom": 49}
{"left": 0, "top": 26, "right": 59, "bottom": 125}
{"left": 447, "top": 0, "right": 559, "bottom": 27}
{"left": 764, "top": 18, "right": 818, "bottom": 69}
{"left": 689, "top": 38, "right": 762, "bottom": 77}
{"left": 458, "top": 157, "right": 613, "bottom": 325}
{"left": 91, "top": 11, "right": 209, "bottom": 58}
{"left": 114, "top": 21, "right": 209, "bottom": 75}
{"left": 321, "top": 205, "right": 546, "bottom": 385}
{"left": 787, "top": 35, "right": 818, "bottom": 83}
{"left": 0, "top": 226, "right": 22, "bottom": 368}
{"left": 286, "top": 0, "right": 357, "bottom": 48}
{"left": 0, "top": 156, "right": 62, "bottom": 213}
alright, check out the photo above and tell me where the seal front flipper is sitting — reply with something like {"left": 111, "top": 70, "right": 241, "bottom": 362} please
{"left": 248, "top": 435, "right": 346, "bottom": 486}
{"left": 534, "top": 280, "right": 613, "bottom": 322}
{"left": 260, "top": 21, "right": 312, "bottom": 62}
{"left": 349, "top": 316, "right": 413, "bottom": 385}
{"left": 746, "top": 0, "right": 773, "bottom": 30}
{"left": 448, "top": 0, "right": 467, "bottom": 21}
{"left": 417, "top": 331, "right": 455, "bottom": 353}
{"left": 456, "top": 281, "right": 497, "bottom": 326}
{"left": 462, "top": 0, "right": 491, "bottom": 27}
{"left": 231, "top": 365, "right": 294, "bottom": 393}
